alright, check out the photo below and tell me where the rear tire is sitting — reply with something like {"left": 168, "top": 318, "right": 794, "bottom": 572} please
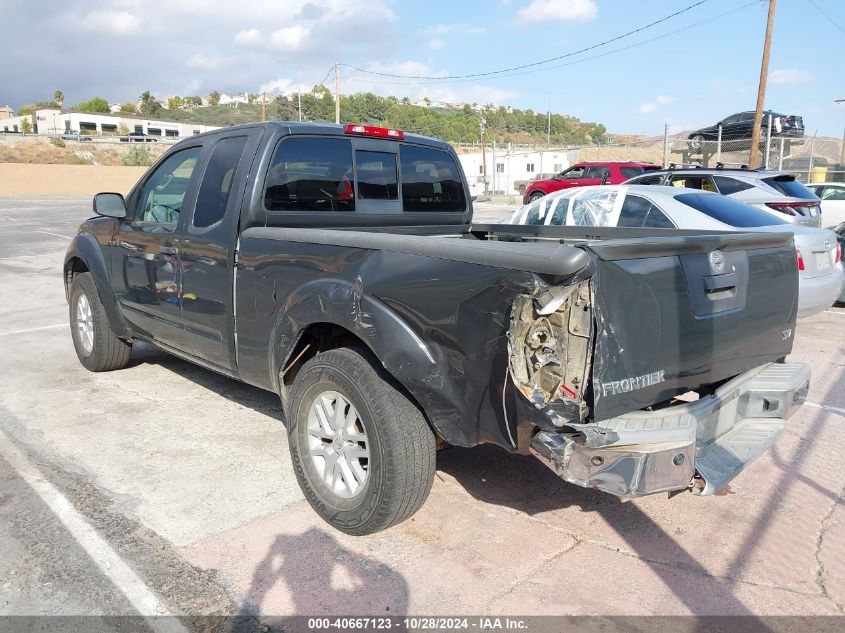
{"left": 69, "top": 272, "right": 132, "bottom": 372}
{"left": 528, "top": 191, "right": 544, "bottom": 203}
{"left": 287, "top": 347, "right": 436, "bottom": 535}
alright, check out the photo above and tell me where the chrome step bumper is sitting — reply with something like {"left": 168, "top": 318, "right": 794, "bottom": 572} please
{"left": 530, "top": 362, "right": 810, "bottom": 498}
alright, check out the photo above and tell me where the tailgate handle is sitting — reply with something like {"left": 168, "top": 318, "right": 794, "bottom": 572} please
{"left": 703, "top": 272, "right": 737, "bottom": 297}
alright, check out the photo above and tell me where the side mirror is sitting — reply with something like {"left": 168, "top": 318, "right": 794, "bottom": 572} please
{"left": 93, "top": 192, "right": 126, "bottom": 218}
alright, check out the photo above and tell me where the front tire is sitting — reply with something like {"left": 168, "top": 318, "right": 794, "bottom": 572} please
{"left": 528, "top": 191, "right": 544, "bottom": 203}
{"left": 69, "top": 272, "right": 132, "bottom": 372}
{"left": 287, "top": 347, "right": 436, "bottom": 535}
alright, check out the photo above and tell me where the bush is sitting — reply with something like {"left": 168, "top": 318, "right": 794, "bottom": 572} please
{"left": 122, "top": 146, "right": 151, "bottom": 166}
{"left": 50, "top": 137, "right": 66, "bottom": 147}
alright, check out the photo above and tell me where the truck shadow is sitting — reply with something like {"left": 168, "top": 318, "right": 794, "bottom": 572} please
{"left": 227, "top": 527, "right": 410, "bottom": 633}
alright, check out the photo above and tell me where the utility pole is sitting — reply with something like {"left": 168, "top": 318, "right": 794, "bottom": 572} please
{"left": 479, "top": 111, "right": 488, "bottom": 195}
{"left": 836, "top": 98, "right": 844, "bottom": 165}
{"left": 749, "top": 0, "right": 776, "bottom": 168}
{"left": 298, "top": 84, "right": 302, "bottom": 122}
{"left": 334, "top": 63, "right": 340, "bottom": 124}
{"left": 261, "top": 92, "right": 266, "bottom": 122}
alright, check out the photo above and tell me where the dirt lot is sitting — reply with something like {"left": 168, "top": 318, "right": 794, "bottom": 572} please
{"left": 0, "top": 163, "right": 147, "bottom": 196}
{"left": 0, "top": 196, "right": 843, "bottom": 627}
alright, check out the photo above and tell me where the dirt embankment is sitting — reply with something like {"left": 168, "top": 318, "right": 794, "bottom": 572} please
{"left": 0, "top": 163, "right": 147, "bottom": 196}
{"left": 0, "top": 134, "right": 168, "bottom": 166}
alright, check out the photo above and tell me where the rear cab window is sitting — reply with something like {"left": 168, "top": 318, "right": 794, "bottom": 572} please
{"left": 263, "top": 135, "right": 466, "bottom": 215}
{"left": 713, "top": 176, "right": 754, "bottom": 196}
{"left": 618, "top": 194, "right": 675, "bottom": 228}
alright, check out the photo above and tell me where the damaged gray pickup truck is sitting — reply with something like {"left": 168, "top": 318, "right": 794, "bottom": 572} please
{"left": 64, "top": 122, "right": 810, "bottom": 535}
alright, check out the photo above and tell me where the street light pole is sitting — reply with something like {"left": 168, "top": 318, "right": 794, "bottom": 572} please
{"left": 836, "top": 98, "right": 844, "bottom": 166}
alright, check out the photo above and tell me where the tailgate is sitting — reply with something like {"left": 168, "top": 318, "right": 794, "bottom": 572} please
{"left": 585, "top": 232, "right": 798, "bottom": 421}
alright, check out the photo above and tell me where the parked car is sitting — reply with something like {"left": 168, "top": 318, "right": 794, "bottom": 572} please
{"left": 60, "top": 130, "right": 92, "bottom": 141}
{"left": 121, "top": 131, "right": 157, "bottom": 143}
{"left": 514, "top": 173, "right": 556, "bottom": 194}
{"left": 64, "top": 122, "right": 810, "bottom": 534}
{"left": 522, "top": 161, "right": 660, "bottom": 203}
{"left": 688, "top": 111, "right": 804, "bottom": 150}
{"left": 806, "top": 182, "right": 845, "bottom": 229}
{"left": 837, "top": 224, "right": 845, "bottom": 304}
{"left": 623, "top": 167, "right": 822, "bottom": 227}
{"left": 506, "top": 185, "right": 843, "bottom": 319}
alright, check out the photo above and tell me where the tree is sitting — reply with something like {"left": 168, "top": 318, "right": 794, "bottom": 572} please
{"left": 20, "top": 118, "right": 32, "bottom": 134}
{"left": 18, "top": 101, "right": 59, "bottom": 115}
{"left": 167, "top": 96, "right": 182, "bottom": 110}
{"left": 74, "top": 96, "right": 110, "bottom": 113}
{"left": 208, "top": 91, "right": 221, "bottom": 106}
{"left": 138, "top": 90, "right": 161, "bottom": 116}
{"left": 247, "top": 93, "right": 256, "bottom": 104}
{"left": 54, "top": 90, "right": 64, "bottom": 108}
{"left": 116, "top": 122, "right": 130, "bottom": 136}
{"left": 120, "top": 103, "right": 137, "bottom": 113}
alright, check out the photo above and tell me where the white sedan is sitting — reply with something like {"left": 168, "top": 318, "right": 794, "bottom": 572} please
{"left": 807, "top": 182, "right": 845, "bottom": 229}
{"left": 505, "top": 185, "right": 844, "bottom": 318}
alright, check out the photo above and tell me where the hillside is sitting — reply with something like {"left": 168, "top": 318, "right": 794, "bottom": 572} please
{"left": 149, "top": 87, "right": 607, "bottom": 146}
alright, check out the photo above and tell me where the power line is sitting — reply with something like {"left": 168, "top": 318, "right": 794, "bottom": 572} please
{"left": 342, "top": 1, "right": 761, "bottom": 88}
{"left": 341, "top": 0, "right": 711, "bottom": 81}
{"left": 808, "top": 0, "right": 845, "bottom": 34}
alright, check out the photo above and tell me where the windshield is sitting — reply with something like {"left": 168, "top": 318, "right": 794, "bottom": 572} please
{"left": 674, "top": 193, "right": 787, "bottom": 227}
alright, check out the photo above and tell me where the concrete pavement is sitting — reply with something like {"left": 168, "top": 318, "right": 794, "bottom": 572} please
{"left": 0, "top": 196, "right": 842, "bottom": 622}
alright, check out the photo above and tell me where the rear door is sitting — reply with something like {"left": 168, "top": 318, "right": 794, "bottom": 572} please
{"left": 179, "top": 128, "right": 264, "bottom": 370}
{"left": 585, "top": 232, "right": 798, "bottom": 421}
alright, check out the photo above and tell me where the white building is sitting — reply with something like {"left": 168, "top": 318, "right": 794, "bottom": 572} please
{"left": 457, "top": 148, "right": 575, "bottom": 195}
{"left": 28, "top": 109, "right": 220, "bottom": 138}
{"left": 0, "top": 113, "right": 32, "bottom": 133}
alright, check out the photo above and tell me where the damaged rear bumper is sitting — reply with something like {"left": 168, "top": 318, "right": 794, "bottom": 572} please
{"left": 529, "top": 362, "right": 810, "bottom": 498}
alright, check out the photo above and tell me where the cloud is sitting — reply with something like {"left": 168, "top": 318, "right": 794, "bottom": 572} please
{"left": 79, "top": 11, "right": 140, "bottom": 34}
{"left": 428, "top": 38, "right": 444, "bottom": 50}
{"left": 259, "top": 78, "right": 296, "bottom": 94}
{"left": 185, "top": 53, "right": 222, "bottom": 70}
{"left": 233, "top": 28, "right": 262, "bottom": 47}
{"left": 770, "top": 69, "right": 812, "bottom": 85}
{"left": 516, "top": 0, "right": 597, "bottom": 25}
{"left": 639, "top": 95, "right": 673, "bottom": 113}
{"left": 269, "top": 25, "right": 310, "bottom": 51}
{"left": 429, "top": 23, "right": 485, "bottom": 36}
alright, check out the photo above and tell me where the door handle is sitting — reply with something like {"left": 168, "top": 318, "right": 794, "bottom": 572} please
{"left": 159, "top": 245, "right": 178, "bottom": 255}
{"left": 119, "top": 241, "right": 139, "bottom": 252}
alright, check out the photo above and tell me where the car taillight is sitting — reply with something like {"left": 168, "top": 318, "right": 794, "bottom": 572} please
{"left": 796, "top": 249, "right": 805, "bottom": 271}
{"left": 344, "top": 124, "right": 404, "bottom": 140}
{"left": 835, "top": 243, "right": 841, "bottom": 265}
{"left": 766, "top": 201, "right": 819, "bottom": 216}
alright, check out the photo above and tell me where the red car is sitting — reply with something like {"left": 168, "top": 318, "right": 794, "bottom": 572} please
{"left": 522, "top": 161, "right": 661, "bottom": 204}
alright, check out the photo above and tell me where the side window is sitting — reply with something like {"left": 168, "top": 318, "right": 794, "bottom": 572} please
{"left": 137, "top": 147, "right": 202, "bottom": 224}
{"left": 632, "top": 174, "right": 663, "bottom": 185}
{"left": 584, "top": 166, "right": 609, "bottom": 180}
{"left": 264, "top": 137, "right": 354, "bottom": 212}
{"left": 643, "top": 205, "right": 675, "bottom": 228}
{"left": 194, "top": 136, "right": 248, "bottom": 228}
{"left": 619, "top": 166, "right": 644, "bottom": 179}
{"left": 713, "top": 176, "right": 754, "bottom": 196}
{"left": 562, "top": 166, "right": 585, "bottom": 179}
{"left": 400, "top": 145, "right": 466, "bottom": 212}
{"left": 670, "top": 176, "right": 716, "bottom": 192}
{"left": 570, "top": 189, "right": 617, "bottom": 226}
{"left": 356, "top": 150, "right": 398, "bottom": 200}
{"left": 618, "top": 195, "right": 653, "bottom": 227}
{"left": 722, "top": 115, "right": 740, "bottom": 125}
{"left": 821, "top": 186, "right": 845, "bottom": 201}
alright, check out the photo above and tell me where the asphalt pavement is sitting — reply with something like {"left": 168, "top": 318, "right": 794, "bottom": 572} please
{"left": 0, "top": 196, "right": 843, "bottom": 626}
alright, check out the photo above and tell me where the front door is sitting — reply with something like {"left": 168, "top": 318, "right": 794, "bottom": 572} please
{"left": 111, "top": 145, "right": 204, "bottom": 351}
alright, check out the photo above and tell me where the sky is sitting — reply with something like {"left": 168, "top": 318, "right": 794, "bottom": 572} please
{"left": 1, "top": 0, "right": 843, "bottom": 137}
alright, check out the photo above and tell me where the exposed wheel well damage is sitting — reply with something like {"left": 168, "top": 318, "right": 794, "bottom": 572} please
{"left": 277, "top": 322, "right": 441, "bottom": 443}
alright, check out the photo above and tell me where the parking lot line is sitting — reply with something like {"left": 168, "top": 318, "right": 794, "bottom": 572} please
{"left": 0, "top": 323, "right": 67, "bottom": 337}
{"left": 824, "top": 310, "right": 845, "bottom": 316}
{"left": 805, "top": 401, "right": 845, "bottom": 416}
{"left": 0, "top": 429, "right": 188, "bottom": 632}
{"left": 35, "top": 230, "right": 72, "bottom": 240}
